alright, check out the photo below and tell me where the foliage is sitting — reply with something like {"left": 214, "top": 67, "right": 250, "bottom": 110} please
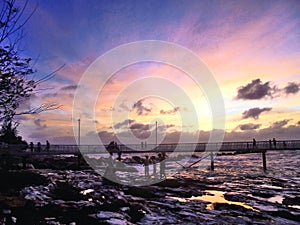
{"left": 0, "top": 0, "right": 58, "bottom": 144}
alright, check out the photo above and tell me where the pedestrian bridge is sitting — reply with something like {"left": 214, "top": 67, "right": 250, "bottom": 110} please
{"left": 2, "top": 139, "right": 300, "bottom": 155}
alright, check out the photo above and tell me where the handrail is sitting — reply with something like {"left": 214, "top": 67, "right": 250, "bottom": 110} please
{"left": 1, "top": 139, "right": 300, "bottom": 154}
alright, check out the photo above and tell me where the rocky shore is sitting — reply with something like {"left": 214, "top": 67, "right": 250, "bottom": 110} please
{"left": 0, "top": 151, "right": 299, "bottom": 224}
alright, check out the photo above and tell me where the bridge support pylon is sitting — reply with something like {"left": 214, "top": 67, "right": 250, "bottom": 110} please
{"left": 210, "top": 151, "right": 214, "bottom": 171}
{"left": 262, "top": 150, "right": 267, "bottom": 171}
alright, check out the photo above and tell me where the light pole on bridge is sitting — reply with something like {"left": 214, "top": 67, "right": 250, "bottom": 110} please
{"left": 78, "top": 119, "right": 81, "bottom": 147}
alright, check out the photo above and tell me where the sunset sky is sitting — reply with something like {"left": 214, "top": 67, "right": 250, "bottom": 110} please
{"left": 16, "top": 0, "right": 300, "bottom": 145}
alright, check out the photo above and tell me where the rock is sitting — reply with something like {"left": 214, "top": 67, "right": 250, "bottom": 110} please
{"left": 270, "top": 210, "right": 300, "bottom": 222}
{"left": 107, "top": 218, "right": 127, "bottom": 225}
{"left": 251, "top": 191, "right": 274, "bottom": 198}
{"left": 127, "top": 203, "right": 146, "bottom": 223}
{"left": 213, "top": 202, "right": 251, "bottom": 212}
{"left": 96, "top": 211, "right": 124, "bottom": 219}
{"left": 132, "top": 156, "right": 143, "bottom": 164}
{"left": 282, "top": 196, "right": 300, "bottom": 206}
{"left": 154, "top": 179, "right": 181, "bottom": 188}
{"left": 124, "top": 187, "right": 157, "bottom": 198}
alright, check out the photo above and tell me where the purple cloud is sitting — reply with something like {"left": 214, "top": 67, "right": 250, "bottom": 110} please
{"left": 132, "top": 100, "right": 152, "bottom": 115}
{"left": 239, "top": 123, "right": 261, "bottom": 130}
{"left": 114, "top": 119, "right": 135, "bottom": 129}
{"left": 270, "top": 119, "right": 290, "bottom": 129}
{"left": 236, "top": 79, "right": 277, "bottom": 100}
{"left": 284, "top": 82, "right": 300, "bottom": 94}
{"left": 160, "top": 107, "right": 180, "bottom": 115}
{"left": 242, "top": 107, "right": 272, "bottom": 119}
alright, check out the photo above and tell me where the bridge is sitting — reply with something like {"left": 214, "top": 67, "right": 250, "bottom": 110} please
{"left": 3, "top": 139, "right": 299, "bottom": 153}
{"left": 1, "top": 140, "right": 300, "bottom": 171}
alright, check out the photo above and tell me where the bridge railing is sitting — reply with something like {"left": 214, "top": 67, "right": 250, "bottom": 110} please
{"left": 2, "top": 140, "right": 300, "bottom": 154}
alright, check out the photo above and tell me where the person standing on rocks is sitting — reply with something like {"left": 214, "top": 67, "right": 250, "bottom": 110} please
{"left": 115, "top": 142, "right": 122, "bottom": 161}
{"left": 158, "top": 153, "right": 166, "bottom": 179}
{"left": 144, "top": 155, "right": 150, "bottom": 178}
{"left": 150, "top": 156, "right": 157, "bottom": 178}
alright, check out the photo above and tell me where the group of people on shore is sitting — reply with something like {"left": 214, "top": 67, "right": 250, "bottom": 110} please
{"left": 143, "top": 153, "right": 167, "bottom": 179}
{"left": 105, "top": 141, "right": 168, "bottom": 180}
{"left": 29, "top": 140, "right": 50, "bottom": 152}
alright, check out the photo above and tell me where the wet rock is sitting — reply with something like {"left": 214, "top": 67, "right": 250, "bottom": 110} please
{"left": 0, "top": 171, "right": 48, "bottom": 194}
{"left": 49, "top": 181, "right": 83, "bottom": 201}
{"left": 282, "top": 196, "right": 300, "bottom": 206}
{"left": 96, "top": 211, "right": 125, "bottom": 220}
{"left": 213, "top": 202, "right": 251, "bottom": 212}
{"left": 124, "top": 187, "right": 158, "bottom": 199}
{"left": 251, "top": 191, "right": 274, "bottom": 198}
{"left": 131, "top": 156, "right": 143, "bottom": 164}
{"left": 269, "top": 210, "right": 300, "bottom": 222}
{"left": 154, "top": 179, "right": 181, "bottom": 188}
{"left": 127, "top": 203, "right": 146, "bottom": 223}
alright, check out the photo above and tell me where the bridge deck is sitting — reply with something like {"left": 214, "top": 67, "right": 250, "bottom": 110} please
{"left": 2, "top": 140, "right": 300, "bottom": 156}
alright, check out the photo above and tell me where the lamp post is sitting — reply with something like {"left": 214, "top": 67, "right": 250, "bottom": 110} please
{"left": 78, "top": 119, "right": 81, "bottom": 147}
{"left": 155, "top": 121, "right": 157, "bottom": 147}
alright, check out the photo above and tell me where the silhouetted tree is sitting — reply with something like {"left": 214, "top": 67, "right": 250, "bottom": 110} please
{"left": 0, "top": 0, "right": 59, "bottom": 144}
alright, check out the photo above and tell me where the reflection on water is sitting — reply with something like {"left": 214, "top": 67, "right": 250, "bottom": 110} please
{"left": 268, "top": 195, "right": 283, "bottom": 204}
{"left": 80, "top": 188, "right": 94, "bottom": 195}
{"left": 168, "top": 190, "right": 257, "bottom": 211}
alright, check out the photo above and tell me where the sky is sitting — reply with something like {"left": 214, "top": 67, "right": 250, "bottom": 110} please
{"left": 13, "top": 0, "right": 300, "bottom": 145}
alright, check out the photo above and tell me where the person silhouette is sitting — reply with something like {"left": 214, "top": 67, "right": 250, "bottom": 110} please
{"left": 253, "top": 138, "right": 257, "bottom": 149}
{"left": 46, "top": 140, "right": 50, "bottom": 152}
{"left": 283, "top": 141, "right": 287, "bottom": 149}
{"left": 158, "top": 153, "right": 167, "bottom": 179}
{"left": 150, "top": 156, "right": 157, "bottom": 177}
{"left": 144, "top": 155, "right": 150, "bottom": 178}
{"left": 37, "top": 142, "right": 41, "bottom": 152}
{"left": 115, "top": 142, "right": 122, "bottom": 161}
{"left": 273, "top": 138, "right": 277, "bottom": 148}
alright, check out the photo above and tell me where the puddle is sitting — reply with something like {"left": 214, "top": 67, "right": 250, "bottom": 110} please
{"left": 268, "top": 195, "right": 283, "bottom": 204}
{"left": 80, "top": 189, "right": 94, "bottom": 195}
{"left": 260, "top": 184, "right": 283, "bottom": 190}
{"left": 288, "top": 205, "right": 300, "bottom": 210}
{"left": 168, "top": 190, "right": 257, "bottom": 211}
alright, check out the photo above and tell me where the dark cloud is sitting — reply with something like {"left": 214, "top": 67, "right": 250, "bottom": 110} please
{"left": 160, "top": 107, "right": 180, "bottom": 115}
{"left": 129, "top": 123, "right": 149, "bottom": 131}
{"left": 236, "top": 79, "right": 277, "bottom": 100}
{"left": 270, "top": 119, "right": 290, "bottom": 129}
{"left": 61, "top": 85, "right": 78, "bottom": 91}
{"left": 42, "top": 93, "right": 58, "bottom": 99}
{"left": 119, "top": 101, "right": 130, "bottom": 111}
{"left": 34, "top": 119, "right": 47, "bottom": 129}
{"left": 114, "top": 119, "right": 135, "bottom": 129}
{"left": 298, "top": 121, "right": 300, "bottom": 126}
{"left": 284, "top": 82, "right": 300, "bottom": 94}
{"left": 242, "top": 107, "right": 272, "bottom": 119}
{"left": 131, "top": 129, "right": 151, "bottom": 139}
{"left": 239, "top": 123, "right": 261, "bottom": 130}
{"left": 132, "top": 100, "right": 151, "bottom": 115}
